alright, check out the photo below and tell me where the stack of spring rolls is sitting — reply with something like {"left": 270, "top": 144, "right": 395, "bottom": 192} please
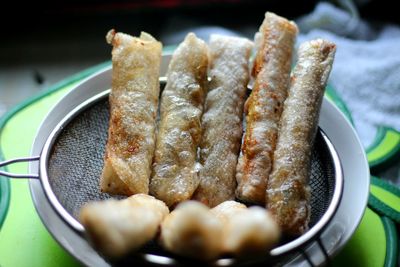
{"left": 79, "top": 11, "right": 336, "bottom": 261}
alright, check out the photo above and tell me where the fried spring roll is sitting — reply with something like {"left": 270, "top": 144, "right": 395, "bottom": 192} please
{"left": 211, "top": 201, "right": 280, "bottom": 255}
{"left": 192, "top": 35, "right": 253, "bottom": 207}
{"left": 266, "top": 39, "right": 336, "bottom": 235}
{"left": 160, "top": 201, "right": 223, "bottom": 260}
{"left": 236, "top": 12, "right": 298, "bottom": 204}
{"left": 80, "top": 194, "right": 169, "bottom": 258}
{"left": 150, "top": 33, "right": 208, "bottom": 207}
{"left": 101, "top": 30, "right": 162, "bottom": 195}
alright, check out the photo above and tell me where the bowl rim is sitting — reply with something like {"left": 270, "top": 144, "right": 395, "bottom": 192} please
{"left": 29, "top": 52, "right": 369, "bottom": 266}
{"left": 37, "top": 86, "right": 344, "bottom": 261}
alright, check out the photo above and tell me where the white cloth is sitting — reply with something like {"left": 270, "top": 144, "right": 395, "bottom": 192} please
{"left": 161, "top": 2, "right": 400, "bottom": 183}
{"left": 297, "top": 2, "right": 400, "bottom": 147}
{"left": 164, "top": 2, "right": 400, "bottom": 147}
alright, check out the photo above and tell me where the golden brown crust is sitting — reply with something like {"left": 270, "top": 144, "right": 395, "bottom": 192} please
{"left": 100, "top": 31, "right": 162, "bottom": 195}
{"left": 236, "top": 12, "right": 298, "bottom": 204}
{"left": 210, "top": 201, "right": 280, "bottom": 255}
{"left": 150, "top": 33, "right": 208, "bottom": 207}
{"left": 210, "top": 200, "right": 247, "bottom": 222}
{"left": 80, "top": 194, "right": 169, "bottom": 258}
{"left": 160, "top": 201, "right": 223, "bottom": 260}
{"left": 192, "top": 35, "right": 253, "bottom": 207}
{"left": 266, "top": 39, "right": 336, "bottom": 236}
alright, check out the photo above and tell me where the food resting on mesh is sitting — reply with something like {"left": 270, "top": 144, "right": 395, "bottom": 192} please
{"left": 79, "top": 11, "right": 336, "bottom": 262}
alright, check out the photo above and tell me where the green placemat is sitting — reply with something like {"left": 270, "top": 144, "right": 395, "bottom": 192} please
{"left": 367, "top": 127, "right": 400, "bottom": 171}
{"left": 332, "top": 208, "right": 386, "bottom": 267}
{"left": 0, "top": 57, "right": 398, "bottom": 266}
{"left": 369, "top": 176, "right": 400, "bottom": 223}
{"left": 0, "top": 88, "right": 80, "bottom": 267}
{"left": 0, "top": 62, "right": 110, "bottom": 267}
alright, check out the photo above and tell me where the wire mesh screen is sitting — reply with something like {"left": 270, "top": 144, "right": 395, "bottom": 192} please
{"left": 46, "top": 93, "right": 335, "bottom": 254}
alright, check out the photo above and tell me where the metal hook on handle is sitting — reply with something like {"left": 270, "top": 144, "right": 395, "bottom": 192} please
{"left": 316, "top": 237, "right": 330, "bottom": 265}
{"left": 0, "top": 156, "right": 40, "bottom": 179}
{"left": 299, "top": 236, "right": 331, "bottom": 267}
{"left": 301, "top": 248, "right": 316, "bottom": 267}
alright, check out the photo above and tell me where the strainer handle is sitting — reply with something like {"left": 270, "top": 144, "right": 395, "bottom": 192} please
{"left": 0, "top": 156, "right": 40, "bottom": 179}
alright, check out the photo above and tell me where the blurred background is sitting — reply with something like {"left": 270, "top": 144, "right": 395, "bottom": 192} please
{"left": 1, "top": 3, "right": 399, "bottom": 266}
{"left": 0, "top": 0, "right": 398, "bottom": 117}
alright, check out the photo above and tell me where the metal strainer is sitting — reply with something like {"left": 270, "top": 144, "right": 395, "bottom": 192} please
{"left": 0, "top": 57, "right": 343, "bottom": 266}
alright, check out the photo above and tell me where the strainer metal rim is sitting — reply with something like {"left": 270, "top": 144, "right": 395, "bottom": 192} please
{"left": 28, "top": 59, "right": 369, "bottom": 266}
{"left": 39, "top": 89, "right": 110, "bottom": 233}
{"left": 270, "top": 129, "right": 343, "bottom": 256}
{"left": 37, "top": 84, "right": 343, "bottom": 263}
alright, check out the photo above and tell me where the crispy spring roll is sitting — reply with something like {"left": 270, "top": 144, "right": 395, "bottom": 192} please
{"left": 80, "top": 194, "right": 169, "bottom": 258}
{"left": 160, "top": 201, "right": 223, "bottom": 260}
{"left": 192, "top": 35, "right": 253, "bottom": 207}
{"left": 211, "top": 201, "right": 280, "bottom": 255}
{"left": 266, "top": 39, "right": 336, "bottom": 235}
{"left": 236, "top": 12, "right": 298, "bottom": 204}
{"left": 101, "top": 30, "right": 162, "bottom": 195}
{"left": 150, "top": 33, "right": 208, "bottom": 207}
